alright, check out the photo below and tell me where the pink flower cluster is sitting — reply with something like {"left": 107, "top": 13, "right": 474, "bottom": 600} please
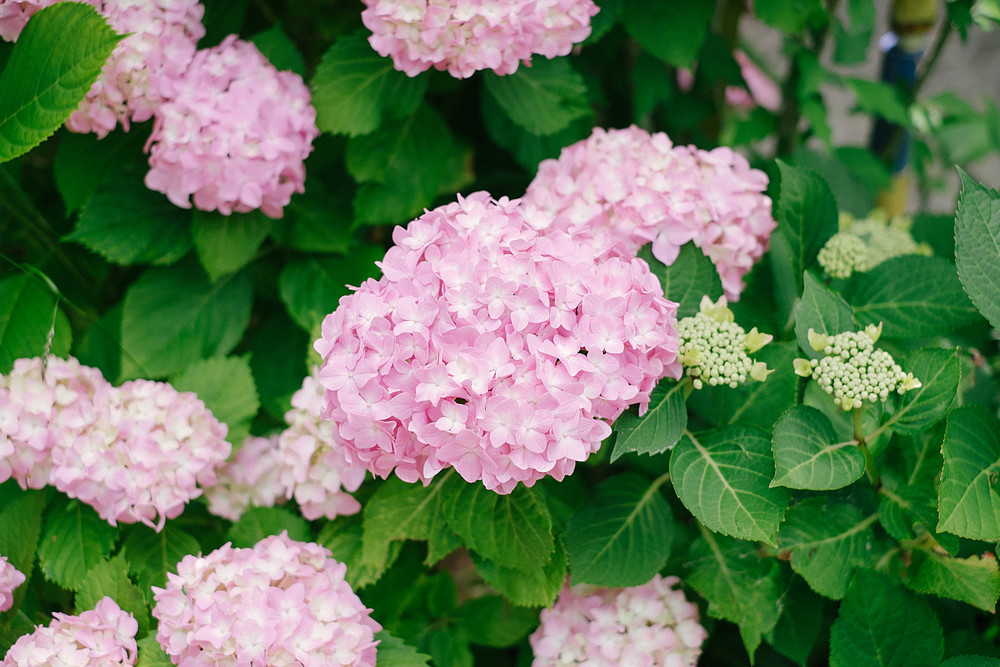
{"left": 144, "top": 35, "right": 319, "bottom": 218}
{"left": 152, "top": 532, "right": 381, "bottom": 666}
{"left": 522, "top": 125, "right": 777, "bottom": 300}
{"left": 1, "top": 596, "right": 138, "bottom": 667}
{"left": 314, "top": 192, "right": 680, "bottom": 494}
{"left": 0, "top": 0, "right": 96, "bottom": 41}
{"left": 0, "top": 555, "right": 25, "bottom": 613}
{"left": 205, "top": 368, "right": 367, "bottom": 521}
{"left": 0, "top": 357, "right": 231, "bottom": 529}
{"left": 529, "top": 575, "right": 707, "bottom": 667}
{"left": 361, "top": 0, "right": 599, "bottom": 78}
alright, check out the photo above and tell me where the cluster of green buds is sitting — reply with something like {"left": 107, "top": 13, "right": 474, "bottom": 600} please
{"left": 817, "top": 210, "right": 932, "bottom": 279}
{"left": 676, "top": 296, "right": 773, "bottom": 390}
{"left": 793, "top": 324, "right": 922, "bottom": 410}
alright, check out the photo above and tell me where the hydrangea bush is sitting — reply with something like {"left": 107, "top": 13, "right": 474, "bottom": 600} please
{"left": 2, "top": 1, "right": 1000, "bottom": 666}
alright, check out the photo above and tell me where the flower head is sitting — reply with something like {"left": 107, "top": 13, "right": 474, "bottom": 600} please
{"left": 0, "top": 555, "right": 25, "bottom": 613}
{"left": 817, "top": 210, "right": 933, "bottom": 279}
{"left": 0, "top": 0, "right": 98, "bottom": 41}
{"left": 676, "top": 296, "right": 772, "bottom": 389}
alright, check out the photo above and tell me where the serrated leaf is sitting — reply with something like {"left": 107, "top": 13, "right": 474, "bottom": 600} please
{"left": 768, "top": 575, "right": 826, "bottom": 667}
{"left": 136, "top": 635, "right": 173, "bottom": 667}
{"left": 482, "top": 58, "right": 589, "bottom": 136}
{"left": 311, "top": 32, "right": 426, "bottom": 137}
{"left": 226, "top": 507, "right": 311, "bottom": 548}
{"left": 686, "top": 530, "right": 789, "bottom": 660}
{"left": 250, "top": 24, "right": 305, "bottom": 76}
{"left": 777, "top": 498, "right": 879, "bottom": 599}
{"left": 638, "top": 242, "right": 724, "bottom": 318}
{"left": 278, "top": 249, "right": 384, "bottom": 333}
{"left": 878, "top": 484, "right": 937, "bottom": 543}
{"left": 119, "top": 263, "right": 252, "bottom": 379}
{"left": 845, "top": 255, "right": 979, "bottom": 338}
{"left": 565, "top": 473, "right": 672, "bottom": 587}
{"left": 670, "top": 426, "right": 788, "bottom": 544}
{"left": 0, "top": 3, "right": 122, "bottom": 162}
{"left": 53, "top": 129, "right": 146, "bottom": 214}
{"left": 794, "top": 271, "right": 856, "bottom": 359}
{"left": 906, "top": 550, "right": 1000, "bottom": 612}
{"left": 623, "top": 0, "right": 713, "bottom": 67}
{"left": 191, "top": 210, "right": 271, "bottom": 282}
{"left": 38, "top": 499, "right": 118, "bottom": 591}
{"left": 611, "top": 379, "right": 686, "bottom": 461}
{"left": 938, "top": 406, "right": 1000, "bottom": 541}
{"left": 771, "top": 405, "right": 866, "bottom": 490}
{"left": 316, "top": 513, "right": 403, "bottom": 590}
{"left": 883, "top": 347, "right": 960, "bottom": 434}
{"left": 121, "top": 524, "right": 200, "bottom": 595}
{"left": 375, "top": 631, "right": 433, "bottom": 667}
{"left": 454, "top": 596, "right": 539, "bottom": 648}
{"left": 829, "top": 569, "right": 943, "bottom": 667}
{"left": 171, "top": 355, "right": 259, "bottom": 444}
{"left": 0, "top": 272, "right": 71, "bottom": 374}
{"left": 955, "top": 169, "right": 1000, "bottom": 331}
{"left": 472, "top": 537, "right": 566, "bottom": 607}
{"left": 66, "top": 166, "right": 193, "bottom": 266}
{"left": 75, "top": 554, "right": 151, "bottom": 638}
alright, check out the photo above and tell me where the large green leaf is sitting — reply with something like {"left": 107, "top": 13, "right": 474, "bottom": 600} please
{"left": 375, "top": 631, "right": 433, "bottom": 667}
{"left": 454, "top": 596, "right": 539, "bottom": 648}
{"left": 845, "top": 78, "right": 910, "bottom": 126}
{"left": 938, "top": 406, "right": 1000, "bottom": 540}
{"left": 829, "top": 570, "right": 943, "bottom": 667}
{"left": 771, "top": 405, "right": 866, "bottom": 490}
{"left": 191, "top": 211, "right": 271, "bottom": 282}
{"left": 136, "top": 635, "right": 173, "bottom": 667}
{"left": 119, "top": 263, "right": 253, "bottom": 379}
{"left": 564, "top": 473, "right": 672, "bottom": 587}
{"left": 121, "top": 524, "right": 201, "bottom": 595}
{"left": 906, "top": 550, "right": 1000, "bottom": 613}
{"left": 844, "top": 255, "right": 979, "bottom": 338}
{"left": 955, "top": 170, "right": 1000, "bottom": 330}
{"left": 670, "top": 426, "right": 788, "bottom": 544}
{"left": 171, "top": 355, "right": 259, "bottom": 445}
{"left": 311, "top": 32, "right": 426, "bottom": 137}
{"left": 610, "top": 379, "right": 686, "bottom": 461}
{"left": 638, "top": 242, "right": 724, "bottom": 319}
{"left": 278, "top": 248, "right": 384, "bottom": 333}
{"left": 0, "top": 486, "right": 45, "bottom": 618}
{"left": 227, "top": 507, "right": 311, "bottom": 548}
{"left": 883, "top": 347, "right": 960, "bottom": 434}
{"left": 482, "top": 58, "right": 589, "bottom": 136}
{"left": 777, "top": 498, "right": 879, "bottom": 599}
{"left": 794, "top": 271, "right": 856, "bottom": 359}
{"left": 53, "top": 129, "right": 146, "bottom": 214}
{"left": 754, "top": 0, "right": 826, "bottom": 33}
{"left": 472, "top": 537, "right": 566, "bottom": 608}
{"left": 878, "top": 484, "right": 938, "bottom": 544}
{"left": 0, "top": 3, "right": 122, "bottom": 162}
{"left": 0, "top": 272, "right": 71, "bottom": 373}
{"left": 75, "top": 554, "right": 151, "bottom": 638}
{"left": 768, "top": 575, "right": 826, "bottom": 667}
{"left": 37, "top": 499, "right": 118, "bottom": 591}
{"left": 623, "top": 0, "right": 713, "bottom": 67}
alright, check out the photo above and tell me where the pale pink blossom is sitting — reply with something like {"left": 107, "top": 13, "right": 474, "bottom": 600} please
{"left": 0, "top": 0, "right": 100, "bottom": 42}
{"left": 0, "top": 555, "right": 25, "bottom": 613}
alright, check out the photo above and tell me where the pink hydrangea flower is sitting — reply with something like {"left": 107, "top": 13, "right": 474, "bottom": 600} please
{"left": 361, "top": 0, "right": 599, "bottom": 78}
{"left": 522, "top": 125, "right": 777, "bottom": 300}
{"left": 1, "top": 596, "right": 138, "bottom": 667}
{"left": 152, "top": 532, "right": 381, "bottom": 667}
{"left": 65, "top": 0, "right": 206, "bottom": 138}
{"left": 0, "top": 0, "right": 99, "bottom": 41}
{"left": 203, "top": 434, "right": 287, "bottom": 522}
{"left": 144, "top": 35, "right": 319, "bottom": 218}
{"left": 0, "top": 555, "right": 26, "bottom": 613}
{"left": 314, "top": 192, "right": 680, "bottom": 493}
{"left": 529, "top": 575, "right": 707, "bottom": 667}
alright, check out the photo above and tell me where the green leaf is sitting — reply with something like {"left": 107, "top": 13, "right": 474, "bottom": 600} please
{"left": 639, "top": 242, "right": 724, "bottom": 319}
{"left": 38, "top": 499, "right": 118, "bottom": 591}
{"left": 754, "top": 0, "right": 826, "bottom": 33}
{"left": 171, "top": 355, "right": 259, "bottom": 445}
{"left": 938, "top": 406, "right": 1000, "bottom": 541}
{"left": 272, "top": 178, "right": 353, "bottom": 254}
{"left": 0, "top": 3, "right": 122, "bottom": 162}
{"left": 136, "top": 635, "right": 173, "bottom": 667}
{"left": 611, "top": 379, "right": 686, "bottom": 461}
{"left": 227, "top": 506, "right": 311, "bottom": 548}
{"left": 278, "top": 249, "right": 384, "bottom": 333}
{"left": 53, "top": 129, "right": 146, "bottom": 214}
{"left": 686, "top": 530, "right": 789, "bottom": 660}
{"left": 883, "top": 347, "right": 960, "bottom": 434}
{"left": 844, "top": 255, "right": 979, "bottom": 338}
{"left": 454, "top": 596, "right": 539, "bottom": 648}
{"left": 444, "top": 481, "right": 554, "bottom": 572}
{"left": 845, "top": 78, "right": 910, "bottom": 126}
{"left": 768, "top": 575, "right": 826, "bottom": 667}
{"left": 472, "top": 537, "right": 566, "bottom": 607}
{"left": 906, "top": 550, "right": 1000, "bottom": 613}
{"left": 955, "top": 169, "right": 1000, "bottom": 331}
{"left": 311, "top": 32, "right": 427, "bottom": 137}
{"left": 878, "top": 484, "right": 938, "bottom": 543}
{"left": 121, "top": 524, "right": 201, "bottom": 594}
{"left": 0, "top": 486, "right": 45, "bottom": 617}
{"left": 777, "top": 498, "right": 879, "bottom": 599}
{"left": 623, "top": 0, "right": 713, "bottom": 67}
{"left": 794, "top": 271, "right": 856, "bottom": 359}
{"left": 248, "top": 312, "right": 308, "bottom": 420}
{"left": 0, "top": 272, "right": 71, "bottom": 374}
{"left": 317, "top": 514, "right": 403, "bottom": 590}
{"left": 119, "top": 263, "right": 252, "bottom": 379}
{"left": 565, "top": 473, "right": 672, "bottom": 587}
{"left": 670, "top": 426, "right": 788, "bottom": 544}
{"left": 375, "top": 631, "right": 433, "bottom": 667}
{"left": 771, "top": 405, "right": 866, "bottom": 490}
{"left": 66, "top": 166, "right": 193, "bottom": 266}
{"left": 250, "top": 24, "right": 305, "bottom": 76}
{"left": 829, "top": 569, "right": 943, "bottom": 667}
{"left": 75, "top": 554, "right": 151, "bottom": 638}
{"left": 482, "top": 58, "right": 589, "bottom": 136}
{"left": 941, "top": 658, "right": 1000, "bottom": 667}
{"left": 191, "top": 211, "right": 271, "bottom": 282}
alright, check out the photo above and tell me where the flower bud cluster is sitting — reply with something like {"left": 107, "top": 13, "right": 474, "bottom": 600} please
{"left": 677, "top": 296, "right": 772, "bottom": 389}
{"left": 361, "top": 0, "right": 599, "bottom": 78}
{"left": 0, "top": 357, "right": 231, "bottom": 529}
{"left": 1, "top": 596, "right": 138, "bottom": 667}
{"left": 315, "top": 192, "right": 681, "bottom": 493}
{"left": 0, "top": 555, "right": 25, "bottom": 613}
{"left": 529, "top": 575, "right": 707, "bottom": 667}
{"left": 151, "top": 532, "right": 381, "bottom": 667}
{"left": 522, "top": 125, "right": 776, "bottom": 300}
{"left": 817, "top": 211, "right": 932, "bottom": 279}
{"left": 794, "top": 325, "right": 921, "bottom": 411}
{"left": 205, "top": 368, "right": 367, "bottom": 522}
